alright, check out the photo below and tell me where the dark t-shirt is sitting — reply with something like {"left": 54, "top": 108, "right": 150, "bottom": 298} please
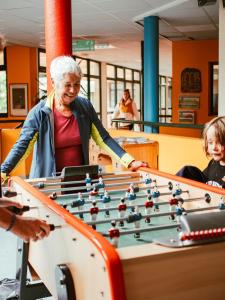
{"left": 203, "top": 160, "right": 225, "bottom": 188}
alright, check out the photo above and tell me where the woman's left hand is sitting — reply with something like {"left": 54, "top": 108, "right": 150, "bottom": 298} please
{"left": 129, "top": 160, "right": 148, "bottom": 171}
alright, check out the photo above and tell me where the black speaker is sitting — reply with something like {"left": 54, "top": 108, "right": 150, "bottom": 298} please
{"left": 198, "top": 0, "right": 217, "bottom": 6}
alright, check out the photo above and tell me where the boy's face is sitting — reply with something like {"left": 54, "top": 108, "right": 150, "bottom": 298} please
{"left": 207, "top": 126, "right": 225, "bottom": 163}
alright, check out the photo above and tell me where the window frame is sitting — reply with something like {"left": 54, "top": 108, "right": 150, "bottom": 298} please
{"left": 0, "top": 48, "right": 8, "bottom": 117}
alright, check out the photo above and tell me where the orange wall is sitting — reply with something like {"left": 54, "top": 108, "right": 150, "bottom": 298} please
{"left": 0, "top": 45, "right": 38, "bottom": 122}
{"left": 172, "top": 40, "right": 218, "bottom": 125}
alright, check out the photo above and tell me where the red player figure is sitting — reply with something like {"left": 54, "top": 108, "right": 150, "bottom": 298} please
{"left": 108, "top": 220, "right": 120, "bottom": 248}
{"left": 89, "top": 184, "right": 99, "bottom": 200}
{"left": 169, "top": 194, "right": 178, "bottom": 220}
{"left": 145, "top": 194, "right": 153, "bottom": 223}
{"left": 89, "top": 200, "right": 99, "bottom": 230}
{"left": 117, "top": 197, "right": 127, "bottom": 227}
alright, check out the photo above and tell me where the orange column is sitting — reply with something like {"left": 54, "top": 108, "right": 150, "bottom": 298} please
{"left": 44, "top": 0, "right": 72, "bottom": 92}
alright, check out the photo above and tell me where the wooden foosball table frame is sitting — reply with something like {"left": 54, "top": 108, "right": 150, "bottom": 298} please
{"left": 9, "top": 167, "right": 225, "bottom": 300}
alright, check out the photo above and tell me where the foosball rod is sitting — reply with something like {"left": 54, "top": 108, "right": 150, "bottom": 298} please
{"left": 54, "top": 188, "right": 189, "bottom": 202}
{"left": 38, "top": 179, "right": 172, "bottom": 194}
{"left": 86, "top": 205, "right": 219, "bottom": 226}
{"left": 101, "top": 222, "right": 179, "bottom": 237}
{"left": 30, "top": 175, "right": 142, "bottom": 188}
{"left": 68, "top": 196, "right": 205, "bottom": 215}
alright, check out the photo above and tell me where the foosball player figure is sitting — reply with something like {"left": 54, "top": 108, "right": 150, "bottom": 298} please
{"left": 108, "top": 220, "right": 120, "bottom": 248}
{"left": 173, "top": 183, "right": 182, "bottom": 197}
{"left": 117, "top": 197, "right": 127, "bottom": 227}
{"left": 144, "top": 173, "right": 152, "bottom": 188}
{"left": 169, "top": 194, "right": 178, "bottom": 221}
{"left": 175, "top": 198, "right": 186, "bottom": 222}
{"left": 151, "top": 185, "right": 160, "bottom": 212}
{"left": 89, "top": 184, "right": 99, "bottom": 200}
{"left": 127, "top": 185, "right": 137, "bottom": 209}
{"left": 219, "top": 196, "right": 225, "bottom": 210}
{"left": 49, "top": 192, "right": 57, "bottom": 200}
{"left": 145, "top": 194, "right": 153, "bottom": 223}
{"left": 168, "top": 181, "right": 173, "bottom": 192}
{"left": 97, "top": 176, "right": 105, "bottom": 192}
{"left": 90, "top": 200, "right": 99, "bottom": 230}
{"left": 85, "top": 173, "right": 92, "bottom": 191}
{"left": 71, "top": 192, "right": 85, "bottom": 219}
{"left": 101, "top": 190, "right": 111, "bottom": 217}
{"left": 127, "top": 206, "right": 142, "bottom": 239}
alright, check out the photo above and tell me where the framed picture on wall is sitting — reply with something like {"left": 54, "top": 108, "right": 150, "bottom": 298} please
{"left": 178, "top": 110, "right": 195, "bottom": 124}
{"left": 10, "top": 83, "right": 28, "bottom": 116}
{"left": 179, "top": 95, "right": 200, "bottom": 109}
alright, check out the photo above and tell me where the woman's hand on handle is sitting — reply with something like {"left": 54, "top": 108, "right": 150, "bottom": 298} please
{"left": 129, "top": 160, "right": 148, "bottom": 172}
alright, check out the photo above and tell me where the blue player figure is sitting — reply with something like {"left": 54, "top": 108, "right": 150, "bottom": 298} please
{"left": 175, "top": 198, "right": 186, "bottom": 222}
{"left": 144, "top": 194, "right": 153, "bottom": 223}
{"left": 169, "top": 194, "right": 178, "bottom": 221}
{"left": 173, "top": 183, "right": 182, "bottom": 198}
{"left": 101, "top": 190, "right": 111, "bottom": 217}
{"left": 127, "top": 206, "right": 142, "bottom": 239}
{"left": 71, "top": 192, "right": 85, "bottom": 219}
{"left": 151, "top": 185, "right": 160, "bottom": 212}
{"left": 126, "top": 184, "right": 137, "bottom": 209}
{"left": 144, "top": 173, "right": 152, "bottom": 188}
{"left": 219, "top": 196, "right": 225, "bottom": 210}
{"left": 108, "top": 220, "right": 120, "bottom": 248}
{"left": 85, "top": 173, "right": 92, "bottom": 191}
{"left": 97, "top": 176, "right": 105, "bottom": 192}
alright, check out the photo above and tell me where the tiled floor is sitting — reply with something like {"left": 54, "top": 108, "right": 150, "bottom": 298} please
{"left": 0, "top": 230, "right": 53, "bottom": 299}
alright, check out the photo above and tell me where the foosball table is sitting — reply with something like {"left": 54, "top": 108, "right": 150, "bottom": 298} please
{"left": 7, "top": 166, "right": 225, "bottom": 300}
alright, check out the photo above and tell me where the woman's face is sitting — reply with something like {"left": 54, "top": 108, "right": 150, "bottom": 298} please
{"left": 123, "top": 90, "right": 130, "bottom": 100}
{"left": 207, "top": 126, "right": 225, "bottom": 162}
{"left": 54, "top": 73, "right": 81, "bottom": 105}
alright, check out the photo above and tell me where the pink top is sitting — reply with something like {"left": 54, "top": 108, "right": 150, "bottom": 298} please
{"left": 54, "top": 108, "right": 83, "bottom": 172}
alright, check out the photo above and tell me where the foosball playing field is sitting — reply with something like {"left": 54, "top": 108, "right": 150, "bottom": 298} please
{"left": 7, "top": 166, "right": 225, "bottom": 300}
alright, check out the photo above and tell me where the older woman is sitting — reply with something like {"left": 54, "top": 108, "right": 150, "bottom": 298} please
{"left": 1, "top": 56, "right": 146, "bottom": 180}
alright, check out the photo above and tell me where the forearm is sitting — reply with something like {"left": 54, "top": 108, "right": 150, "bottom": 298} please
{"left": 0, "top": 208, "right": 15, "bottom": 231}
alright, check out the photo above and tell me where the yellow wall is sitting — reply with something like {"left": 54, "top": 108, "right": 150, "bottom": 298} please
{"left": 0, "top": 46, "right": 38, "bottom": 122}
{"left": 172, "top": 40, "right": 218, "bottom": 124}
{"left": 109, "top": 129, "right": 209, "bottom": 174}
{"left": 0, "top": 129, "right": 32, "bottom": 177}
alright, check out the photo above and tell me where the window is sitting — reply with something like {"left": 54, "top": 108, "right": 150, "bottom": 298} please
{"left": 38, "top": 49, "right": 47, "bottom": 103}
{"left": 159, "top": 75, "right": 172, "bottom": 123}
{"left": 106, "top": 64, "right": 142, "bottom": 127}
{"left": 0, "top": 49, "right": 7, "bottom": 117}
{"left": 76, "top": 56, "right": 101, "bottom": 115}
{"left": 209, "top": 62, "right": 218, "bottom": 115}
{"left": 37, "top": 51, "right": 101, "bottom": 115}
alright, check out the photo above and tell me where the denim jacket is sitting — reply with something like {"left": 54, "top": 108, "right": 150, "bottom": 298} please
{"left": 1, "top": 92, "right": 134, "bottom": 178}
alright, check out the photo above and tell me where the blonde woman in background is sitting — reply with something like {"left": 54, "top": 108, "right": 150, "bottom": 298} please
{"left": 111, "top": 89, "right": 140, "bottom": 130}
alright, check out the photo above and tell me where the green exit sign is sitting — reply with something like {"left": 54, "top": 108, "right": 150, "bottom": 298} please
{"left": 72, "top": 40, "right": 95, "bottom": 52}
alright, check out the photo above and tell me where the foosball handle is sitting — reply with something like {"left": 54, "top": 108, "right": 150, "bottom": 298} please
{"left": 3, "top": 190, "right": 17, "bottom": 197}
{"left": 7, "top": 205, "right": 30, "bottom": 215}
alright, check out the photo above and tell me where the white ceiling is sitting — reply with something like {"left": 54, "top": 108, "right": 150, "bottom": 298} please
{"left": 0, "top": 0, "right": 219, "bottom": 70}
